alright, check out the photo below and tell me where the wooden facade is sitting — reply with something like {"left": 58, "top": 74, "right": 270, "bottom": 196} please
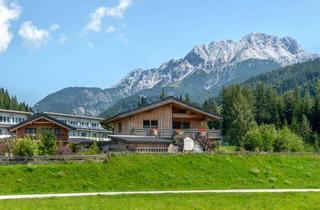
{"left": 109, "top": 98, "right": 222, "bottom": 136}
{"left": 9, "top": 114, "right": 75, "bottom": 144}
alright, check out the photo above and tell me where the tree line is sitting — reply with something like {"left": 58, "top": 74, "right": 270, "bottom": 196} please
{"left": 0, "top": 88, "right": 31, "bottom": 112}
{"left": 201, "top": 82, "right": 320, "bottom": 151}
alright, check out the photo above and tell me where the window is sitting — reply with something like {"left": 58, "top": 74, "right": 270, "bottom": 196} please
{"left": 25, "top": 128, "right": 36, "bottom": 134}
{"left": 143, "top": 120, "right": 150, "bottom": 128}
{"left": 143, "top": 120, "right": 158, "bottom": 129}
{"left": 54, "top": 128, "right": 61, "bottom": 135}
{"left": 81, "top": 132, "right": 87, "bottom": 137}
{"left": 118, "top": 123, "right": 122, "bottom": 133}
{"left": 151, "top": 120, "right": 158, "bottom": 128}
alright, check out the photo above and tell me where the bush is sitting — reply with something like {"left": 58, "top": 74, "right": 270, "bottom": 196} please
{"left": 0, "top": 138, "right": 15, "bottom": 156}
{"left": 195, "top": 135, "right": 213, "bottom": 152}
{"left": 274, "top": 127, "right": 304, "bottom": 152}
{"left": 85, "top": 143, "right": 100, "bottom": 155}
{"left": 69, "top": 143, "right": 79, "bottom": 153}
{"left": 244, "top": 127, "right": 262, "bottom": 151}
{"left": 244, "top": 125, "right": 279, "bottom": 152}
{"left": 260, "top": 125, "right": 277, "bottom": 152}
{"left": 13, "top": 137, "right": 38, "bottom": 156}
{"left": 56, "top": 145, "right": 73, "bottom": 155}
{"left": 39, "top": 130, "right": 57, "bottom": 155}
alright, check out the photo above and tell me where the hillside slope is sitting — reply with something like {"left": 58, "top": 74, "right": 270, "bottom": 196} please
{"left": 1, "top": 154, "right": 320, "bottom": 195}
{"left": 244, "top": 58, "right": 320, "bottom": 94}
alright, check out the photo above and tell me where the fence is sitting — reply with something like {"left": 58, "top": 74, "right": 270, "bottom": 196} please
{"left": 0, "top": 151, "right": 319, "bottom": 165}
{"left": 135, "top": 147, "right": 169, "bottom": 153}
{"left": 0, "top": 155, "right": 110, "bottom": 165}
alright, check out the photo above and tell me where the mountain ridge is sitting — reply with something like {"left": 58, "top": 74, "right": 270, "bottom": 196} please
{"left": 33, "top": 32, "right": 318, "bottom": 116}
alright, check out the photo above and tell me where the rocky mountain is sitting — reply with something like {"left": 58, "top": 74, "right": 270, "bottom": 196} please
{"left": 33, "top": 33, "right": 318, "bottom": 116}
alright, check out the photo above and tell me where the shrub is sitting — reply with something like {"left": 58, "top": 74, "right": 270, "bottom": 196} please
{"left": 39, "top": 130, "right": 57, "bottom": 155}
{"left": 56, "top": 145, "right": 73, "bottom": 155}
{"left": 260, "top": 125, "right": 277, "bottom": 152}
{"left": 13, "top": 137, "right": 38, "bottom": 156}
{"left": 85, "top": 143, "right": 100, "bottom": 155}
{"left": 69, "top": 143, "right": 79, "bottom": 153}
{"left": 244, "top": 127, "right": 262, "bottom": 151}
{"left": 0, "top": 138, "right": 15, "bottom": 156}
{"left": 274, "top": 127, "right": 304, "bottom": 152}
{"left": 244, "top": 124, "right": 278, "bottom": 152}
{"left": 195, "top": 135, "right": 213, "bottom": 152}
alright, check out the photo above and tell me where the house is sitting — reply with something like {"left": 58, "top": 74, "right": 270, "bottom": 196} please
{"left": 105, "top": 96, "right": 223, "bottom": 151}
{"left": 1, "top": 109, "right": 110, "bottom": 149}
{"left": 42, "top": 112, "right": 110, "bottom": 145}
{"left": 0, "top": 109, "right": 32, "bottom": 139}
{"left": 9, "top": 113, "right": 75, "bottom": 144}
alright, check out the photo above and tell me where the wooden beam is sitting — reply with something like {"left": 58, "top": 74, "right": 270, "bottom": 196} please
{"left": 172, "top": 113, "right": 203, "bottom": 119}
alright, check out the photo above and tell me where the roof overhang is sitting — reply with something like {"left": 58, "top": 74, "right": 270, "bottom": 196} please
{"left": 9, "top": 114, "right": 76, "bottom": 132}
{"left": 105, "top": 97, "right": 223, "bottom": 123}
{"left": 109, "top": 135, "right": 173, "bottom": 144}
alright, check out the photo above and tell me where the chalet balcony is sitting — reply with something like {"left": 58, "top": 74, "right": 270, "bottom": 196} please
{"left": 131, "top": 128, "right": 221, "bottom": 139}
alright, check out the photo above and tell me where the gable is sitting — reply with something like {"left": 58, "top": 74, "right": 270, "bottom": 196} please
{"left": 9, "top": 114, "right": 75, "bottom": 132}
{"left": 106, "top": 97, "right": 222, "bottom": 123}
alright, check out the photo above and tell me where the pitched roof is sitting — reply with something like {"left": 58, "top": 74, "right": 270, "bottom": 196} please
{"left": 9, "top": 113, "right": 76, "bottom": 132}
{"left": 43, "top": 111, "right": 104, "bottom": 121}
{"left": 109, "top": 135, "right": 173, "bottom": 144}
{"left": 105, "top": 96, "right": 223, "bottom": 123}
{"left": 0, "top": 109, "right": 32, "bottom": 115}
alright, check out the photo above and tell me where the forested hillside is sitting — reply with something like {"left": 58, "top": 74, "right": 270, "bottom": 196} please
{"left": 244, "top": 58, "right": 320, "bottom": 95}
{"left": 203, "top": 82, "right": 320, "bottom": 151}
{"left": 0, "top": 88, "right": 31, "bottom": 112}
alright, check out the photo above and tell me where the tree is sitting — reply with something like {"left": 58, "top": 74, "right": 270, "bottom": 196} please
{"left": 228, "top": 94, "right": 257, "bottom": 147}
{"left": 160, "top": 88, "right": 166, "bottom": 99}
{"left": 39, "top": 130, "right": 57, "bottom": 155}
{"left": 312, "top": 81, "right": 320, "bottom": 132}
{"left": 202, "top": 98, "right": 222, "bottom": 129}
{"left": 0, "top": 88, "right": 31, "bottom": 111}
{"left": 185, "top": 93, "right": 190, "bottom": 103}
{"left": 13, "top": 137, "right": 38, "bottom": 156}
{"left": 299, "top": 115, "right": 312, "bottom": 143}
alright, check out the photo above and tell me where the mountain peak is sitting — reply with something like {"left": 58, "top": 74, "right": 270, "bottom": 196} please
{"left": 33, "top": 33, "right": 318, "bottom": 116}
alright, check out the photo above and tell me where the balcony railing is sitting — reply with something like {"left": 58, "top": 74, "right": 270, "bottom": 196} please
{"left": 131, "top": 128, "right": 221, "bottom": 139}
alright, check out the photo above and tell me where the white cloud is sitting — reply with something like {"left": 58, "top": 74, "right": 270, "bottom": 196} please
{"left": 85, "top": 7, "right": 107, "bottom": 32}
{"left": 0, "top": 0, "right": 21, "bottom": 53}
{"left": 85, "top": 0, "right": 133, "bottom": 32}
{"left": 105, "top": 25, "right": 115, "bottom": 33}
{"left": 105, "top": 0, "right": 133, "bottom": 18}
{"left": 19, "top": 21, "right": 59, "bottom": 49}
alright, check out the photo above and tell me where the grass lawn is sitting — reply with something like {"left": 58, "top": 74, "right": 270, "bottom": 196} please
{"left": 1, "top": 153, "right": 320, "bottom": 195}
{"left": 1, "top": 193, "right": 320, "bottom": 210}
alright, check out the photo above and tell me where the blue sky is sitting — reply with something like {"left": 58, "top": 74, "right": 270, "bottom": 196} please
{"left": 1, "top": 0, "right": 320, "bottom": 105}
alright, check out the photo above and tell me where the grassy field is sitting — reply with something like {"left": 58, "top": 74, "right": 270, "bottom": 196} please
{"left": 1, "top": 153, "right": 320, "bottom": 195}
{"left": 1, "top": 193, "right": 320, "bottom": 210}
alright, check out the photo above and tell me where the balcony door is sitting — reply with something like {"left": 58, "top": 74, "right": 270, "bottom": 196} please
{"left": 172, "top": 121, "right": 190, "bottom": 129}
